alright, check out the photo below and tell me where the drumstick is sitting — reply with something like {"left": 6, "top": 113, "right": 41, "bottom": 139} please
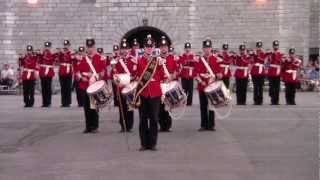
{"left": 116, "top": 86, "right": 130, "bottom": 151}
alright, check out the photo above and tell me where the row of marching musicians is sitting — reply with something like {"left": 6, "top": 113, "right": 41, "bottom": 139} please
{"left": 18, "top": 40, "right": 85, "bottom": 108}
{"left": 76, "top": 35, "right": 228, "bottom": 151}
{"left": 18, "top": 35, "right": 301, "bottom": 151}
{"left": 213, "top": 40, "right": 302, "bottom": 106}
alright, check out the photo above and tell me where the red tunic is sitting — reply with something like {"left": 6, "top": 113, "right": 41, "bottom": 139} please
{"left": 251, "top": 49, "right": 266, "bottom": 76}
{"left": 282, "top": 57, "right": 301, "bottom": 83}
{"left": 130, "top": 48, "right": 137, "bottom": 57}
{"left": 179, "top": 53, "right": 197, "bottom": 79}
{"left": 73, "top": 55, "right": 83, "bottom": 82}
{"left": 163, "top": 54, "right": 177, "bottom": 79}
{"left": 39, "top": 49, "right": 55, "bottom": 78}
{"left": 78, "top": 53, "right": 105, "bottom": 90}
{"left": 233, "top": 54, "right": 250, "bottom": 79}
{"left": 102, "top": 55, "right": 113, "bottom": 80}
{"left": 136, "top": 56, "right": 165, "bottom": 98}
{"left": 57, "top": 50, "right": 73, "bottom": 76}
{"left": 195, "top": 55, "right": 222, "bottom": 92}
{"left": 217, "top": 51, "right": 232, "bottom": 78}
{"left": 267, "top": 51, "right": 284, "bottom": 77}
{"left": 21, "top": 54, "right": 38, "bottom": 81}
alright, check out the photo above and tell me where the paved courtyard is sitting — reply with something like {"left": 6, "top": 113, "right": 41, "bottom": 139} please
{"left": 0, "top": 92, "right": 318, "bottom": 180}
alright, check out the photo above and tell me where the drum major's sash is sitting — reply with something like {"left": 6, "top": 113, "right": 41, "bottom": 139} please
{"left": 131, "top": 57, "right": 158, "bottom": 108}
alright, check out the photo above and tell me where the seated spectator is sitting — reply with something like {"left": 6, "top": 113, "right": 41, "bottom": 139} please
{"left": 308, "top": 66, "right": 318, "bottom": 81}
{"left": 0, "top": 63, "right": 15, "bottom": 87}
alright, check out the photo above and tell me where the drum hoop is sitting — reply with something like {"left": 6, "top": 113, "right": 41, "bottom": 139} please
{"left": 87, "top": 80, "right": 106, "bottom": 94}
{"left": 122, "top": 81, "right": 138, "bottom": 94}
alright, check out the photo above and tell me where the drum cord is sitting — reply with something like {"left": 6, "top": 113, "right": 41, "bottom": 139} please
{"left": 208, "top": 91, "right": 233, "bottom": 120}
{"left": 116, "top": 86, "right": 130, "bottom": 151}
{"left": 167, "top": 91, "right": 188, "bottom": 120}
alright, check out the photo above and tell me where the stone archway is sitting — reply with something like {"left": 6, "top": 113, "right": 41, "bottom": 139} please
{"left": 122, "top": 26, "right": 172, "bottom": 48}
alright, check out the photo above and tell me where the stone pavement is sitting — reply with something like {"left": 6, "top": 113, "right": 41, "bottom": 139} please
{"left": 0, "top": 92, "right": 318, "bottom": 180}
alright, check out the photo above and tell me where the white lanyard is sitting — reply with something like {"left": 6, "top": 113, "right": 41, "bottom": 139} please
{"left": 200, "top": 57, "right": 215, "bottom": 79}
{"left": 119, "top": 58, "right": 130, "bottom": 75}
{"left": 85, "top": 56, "right": 98, "bottom": 78}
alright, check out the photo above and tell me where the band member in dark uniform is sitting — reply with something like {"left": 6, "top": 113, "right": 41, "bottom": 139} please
{"left": 20, "top": 45, "right": 38, "bottom": 108}
{"left": 195, "top": 39, "right": 222, "bottom": 131}
{"left": 111, "top": 44, "right": 120, "bottom": 107}
{"left": 158, "top": 36, "right": 177, "bottom": 132}
{"left": 113, "top": 39, "right": 137, "bottom": 132}
{"left": 97, "top": 48, "right": 104, "bottom": 55}
{"left": 73, "top": 46, "right": 85, "bottom": 107}
{"left": 267, "top": 40, "right": 284, "bottom": 105}
{"left": 234, "top": 44, "right": 250, "bottom": 105}
{"left": 39, "top": 42, "right": 55, "bottom": 107}
{"left": 282, "top": 48, "right": 301, "bottom": 105}
{"left": 130, "top": 38, "right": 140, "bottom": 57}
{"left": 57, "top": 40, "right": 73, "bottom": 107}
{"left": 134, "top": 34, "right": 166, "bottom": 151}
{"left": 169, "top": 46, "right": 175, "bottom": 56}
{"left": 217, "top": 44, "right": 232, "bottom": 88}
{"left": 78, "top": 38, "right": 105, "bottom": 133}
{"left": 179, "top": 42, "right": 197, "bottom": 106}
{"left": 251, "top": 41, "right": 267, "bottom": 105}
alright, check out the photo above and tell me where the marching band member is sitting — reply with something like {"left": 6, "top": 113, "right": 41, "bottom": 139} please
{"left": 39, "top": 42, "right": 55, "bottom": 107}
{"left": 73, "top": 46, "right": 85, "bottom": 107}
{"left": 217, "top": 43, "right": 232, "bottom": 88}
{"left": 111, "top": 44, "right": 120, "bottom": 107}
{"left": 251, "top": 41, "right": 267, "bottom": 105}
{"left": 169, "top": 46, "right": 175, "bottom": 56}
{"left": 20, "top": 45, "right": 38, "bottom": 108}
{"left": 113, "top": 39, "right": 137, "bottom": 132}
{"left": 195, "top": 39, "right": 223, "bottom": 131}
{"left": 97, "top": 48, "right": 104, "bottom": 56}
{"left": 78, "top": 38, "right": 105, "bottom": 133}
{"left": 57, "top": 40, "right": 74, "bottom": 107}
{"left": 282, "top": 48, "right": 301, "bottom": 105}
{"left": 130, "top": 38, "right": 140, "bottom": 58}
{"left": 158, "top": 36, "right": 177, "bottom": 132}
{"left": 267, "top": 40, "right": 284, "bottom": 105}
{"left": 179, "top": 42, "right": 197, "bottom": 106}
{"left": 134, "top": 34, "right": 166, "bottom": 151}
{"left": 233, "top": 44, "right": 250, "bottom": 105}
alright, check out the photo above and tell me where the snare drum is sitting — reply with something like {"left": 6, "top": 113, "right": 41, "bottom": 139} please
{"left": 86, "top": 80, "right": 113, "bottom": 108}
{"left": 204, "top": 81, "right": 231, "bottom": 107}
{"left": 161, "top": 81, "right": 187, "bottom": 109}
{"left": 113, "top": 73, "right": 130, "bottom": 86}
{"left": 121, "top": 81, "right": 138, "bottom": 107}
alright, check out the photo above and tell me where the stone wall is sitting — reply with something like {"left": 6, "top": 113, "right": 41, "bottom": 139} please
{"left": 0, "top": 0, "right": 318, "bottom": 66}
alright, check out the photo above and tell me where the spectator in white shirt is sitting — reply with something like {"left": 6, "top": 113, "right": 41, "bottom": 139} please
{"left": 0, "top": 63, "right": 15, "bottom": 87}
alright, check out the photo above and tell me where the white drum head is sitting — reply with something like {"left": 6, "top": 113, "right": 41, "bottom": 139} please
{"left": 122, "top": 81, "right": 138, "bottom": 94}
{"left": 114, "top": 73, "right": 130, "bottom": 86}
{"left": 169, "top": 81, "right": 179, "bottom": 89}
{"left": 161, "top": 81, "right": 179, "bottom": 94}
{"left": 161, "top": 83, "right": 170, "bottom": 94}
{"left": 87, "top": 80, "right": 106, "bottom": 94}
{"left": 204, "top": 81, "right": 222, "bottom": 93}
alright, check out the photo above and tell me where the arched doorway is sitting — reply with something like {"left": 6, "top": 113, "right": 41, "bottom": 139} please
{"left": 122, "top": 26, "right": 171, "bottom": 48}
